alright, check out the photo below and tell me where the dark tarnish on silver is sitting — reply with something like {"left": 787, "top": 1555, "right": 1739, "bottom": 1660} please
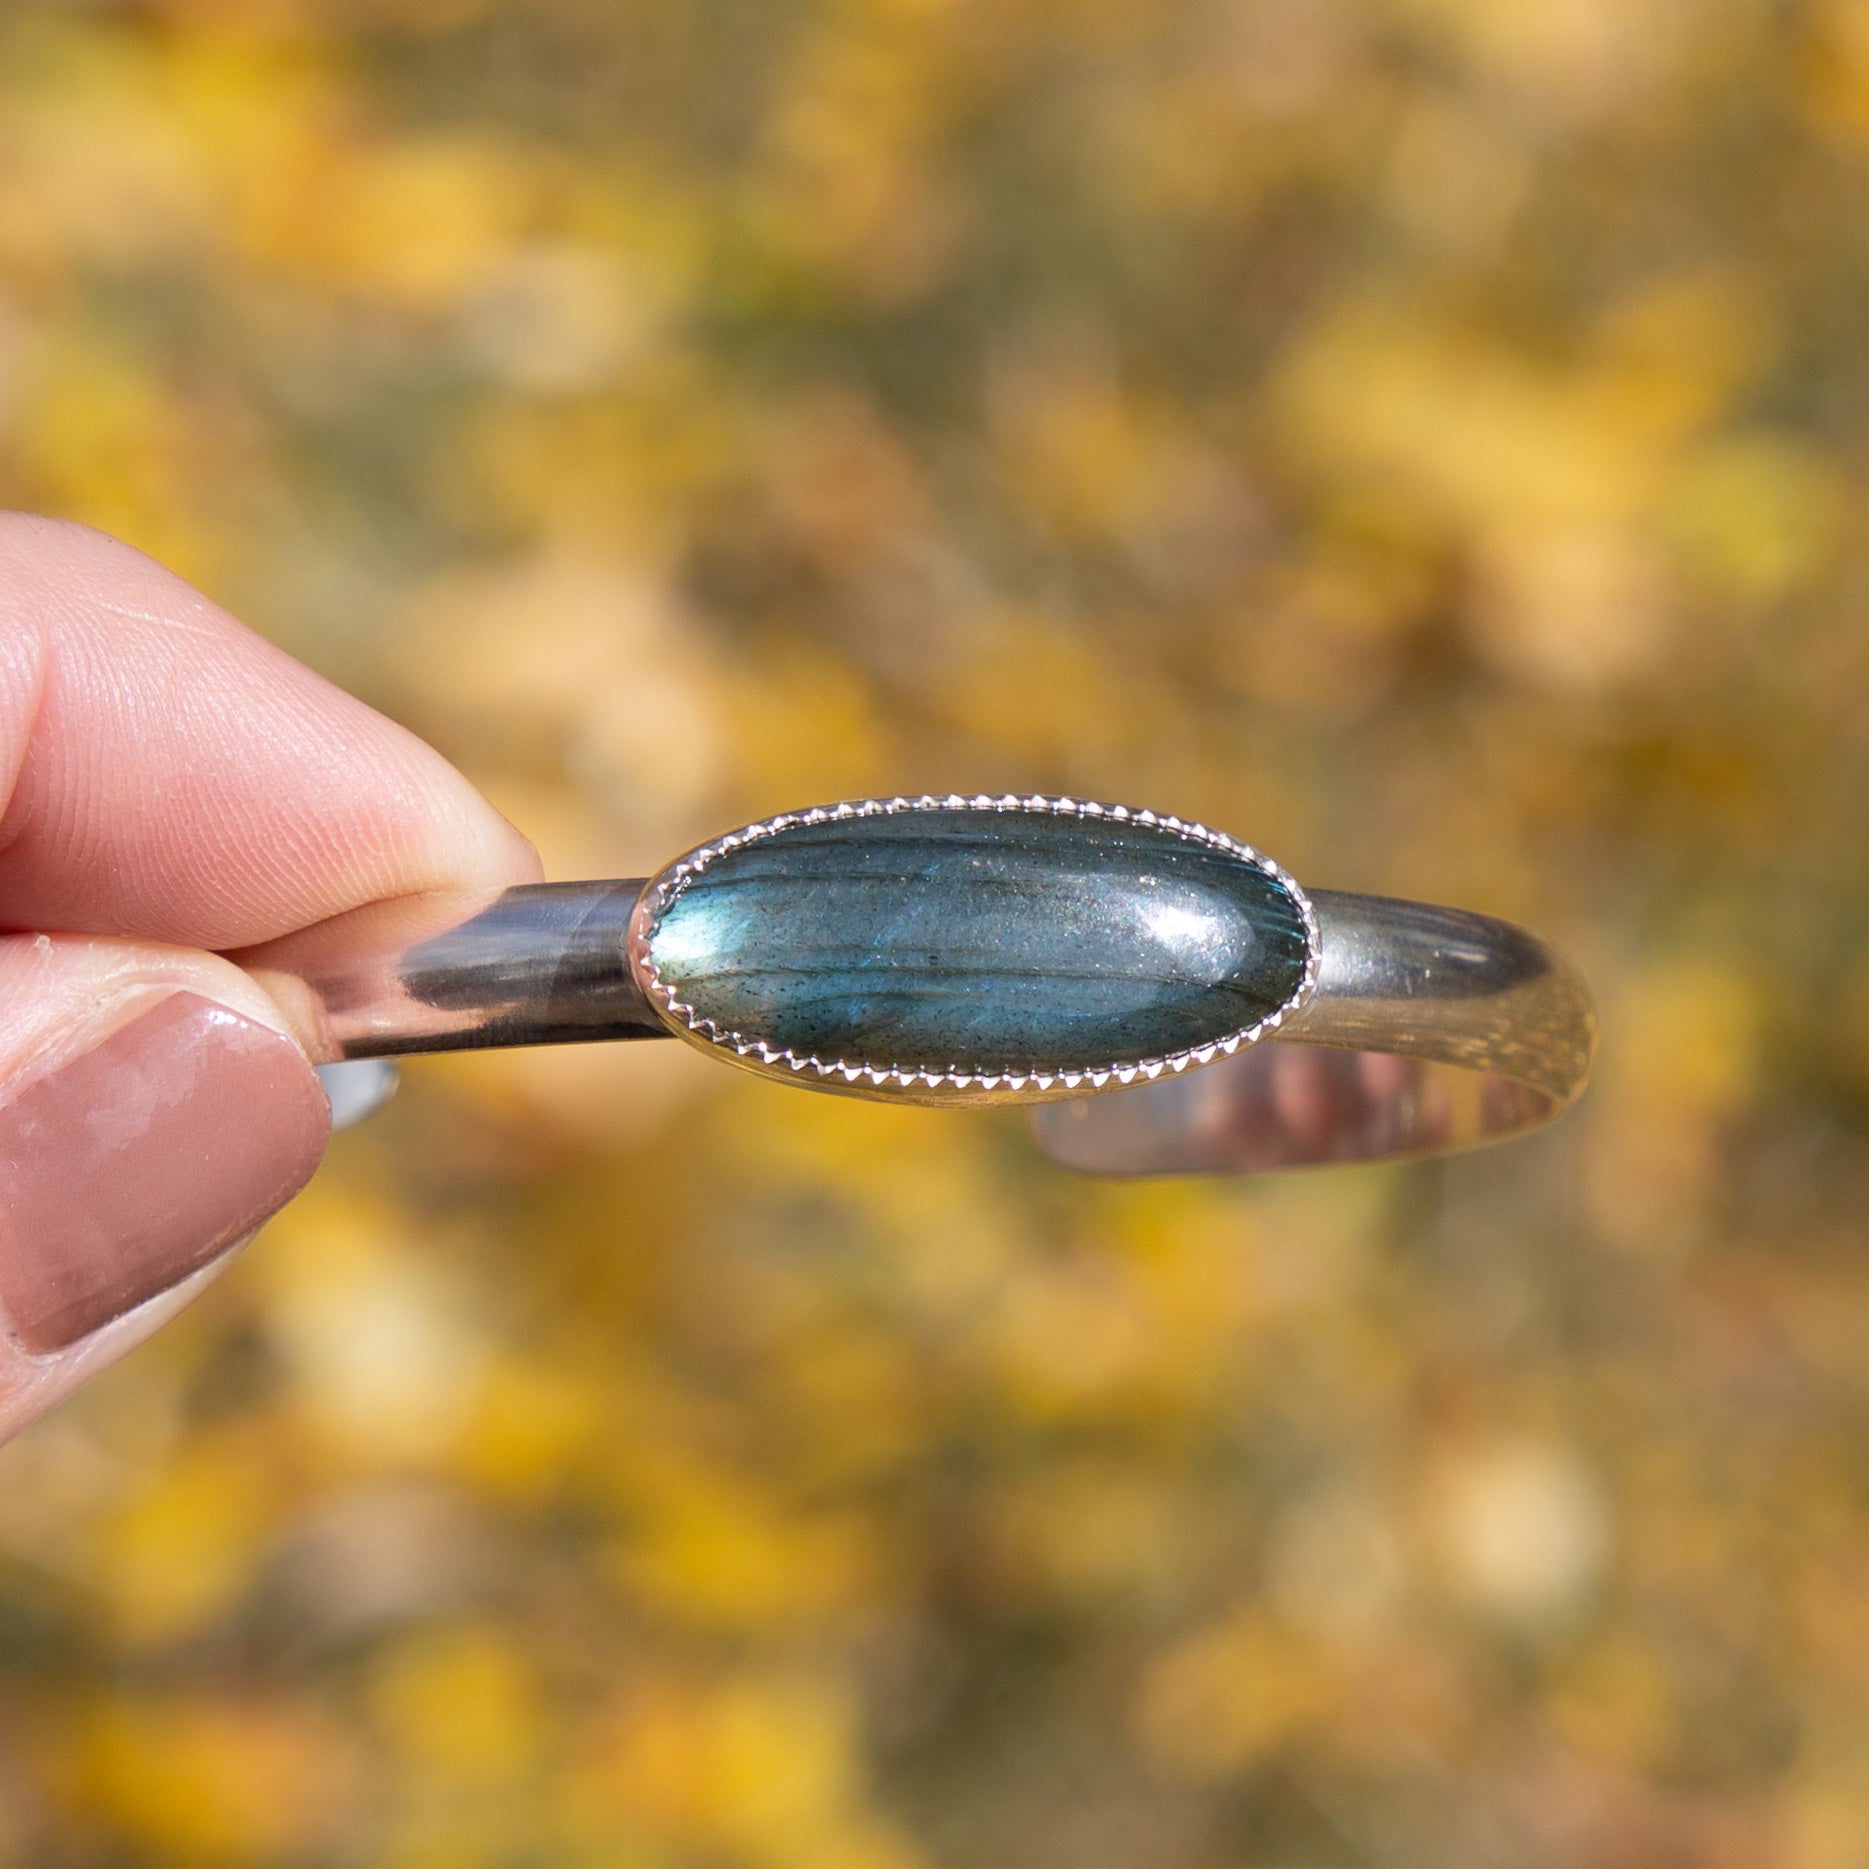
{"left": 625, "top": 793, "right": 1322, "bottom": 1107}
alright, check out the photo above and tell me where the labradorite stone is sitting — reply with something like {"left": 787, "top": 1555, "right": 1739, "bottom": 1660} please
{"left": 644, "top": 809, "right": 1309, "bottom": 1075}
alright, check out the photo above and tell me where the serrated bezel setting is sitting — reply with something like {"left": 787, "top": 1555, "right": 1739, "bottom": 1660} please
{"left": 626, "top": 792, "right": 1321, "bottom": 1106}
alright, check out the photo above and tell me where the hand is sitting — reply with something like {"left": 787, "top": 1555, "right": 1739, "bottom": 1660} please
{"left": 0, "top": 515, "right": 540, "bottom": 1440}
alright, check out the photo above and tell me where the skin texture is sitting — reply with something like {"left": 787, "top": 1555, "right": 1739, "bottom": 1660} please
{"left": 0, "top": 514, "right": 542, "bottom": 1440}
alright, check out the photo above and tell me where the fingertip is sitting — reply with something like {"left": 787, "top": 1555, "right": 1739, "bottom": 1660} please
{"left": 459, "top": 789, "right": 547, "bottom": 893}
{"left": 0, "top": 512, "right": 193, "bottom": 616}
{"left": 0, "top": 518, "right": 549, "bottom": 945}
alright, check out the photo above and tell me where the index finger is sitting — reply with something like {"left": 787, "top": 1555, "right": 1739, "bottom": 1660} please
{"left": 0, "top": 515, "right": 541, "bottom": 949}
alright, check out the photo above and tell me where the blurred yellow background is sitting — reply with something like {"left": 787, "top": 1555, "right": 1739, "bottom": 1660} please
{"left": 2, "top": 1, "right": 1867, "bottom": 1863}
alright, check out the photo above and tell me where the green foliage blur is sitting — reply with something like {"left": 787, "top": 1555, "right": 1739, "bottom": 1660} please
{"left": 2, "top": 1, "right": 1867, "bottom": 1863}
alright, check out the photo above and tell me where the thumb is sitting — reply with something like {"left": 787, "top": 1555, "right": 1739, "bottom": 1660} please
{"left": 0, "top": 933, "right": 329, "bottom": 1438}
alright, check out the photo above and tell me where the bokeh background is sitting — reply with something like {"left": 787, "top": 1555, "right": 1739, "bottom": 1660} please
{"left": 2, "top": 1, "right": 1867, "bottom": 1863}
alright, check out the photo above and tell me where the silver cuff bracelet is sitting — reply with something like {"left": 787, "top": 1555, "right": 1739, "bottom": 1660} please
{"left": 276, "top": 794, "right": 1595, "bottom": 1177}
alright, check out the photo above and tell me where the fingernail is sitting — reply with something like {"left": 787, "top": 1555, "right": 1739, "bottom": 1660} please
{"left": 0, "top": 993, "right": 330, "bottom": 1351}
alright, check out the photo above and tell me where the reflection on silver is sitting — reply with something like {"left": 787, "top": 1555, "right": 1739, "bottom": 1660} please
{"left": 264, "top": 880, "right": 660, "bottom": 1060}
{"left": 315, "top": 1058, "right": 400, "bottom": 1131}
{"left": 1029, "top": 892, "right": 1595, "bottom": 1173}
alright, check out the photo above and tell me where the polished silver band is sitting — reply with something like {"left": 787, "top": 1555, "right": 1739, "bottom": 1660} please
{"left": 262, "top": 871, "right": 1593, "bottom": 1177}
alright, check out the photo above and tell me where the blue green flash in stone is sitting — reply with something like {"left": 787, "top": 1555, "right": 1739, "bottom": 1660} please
{"left": 642, "top": 809, "right": 1310, "bottom": 1077}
